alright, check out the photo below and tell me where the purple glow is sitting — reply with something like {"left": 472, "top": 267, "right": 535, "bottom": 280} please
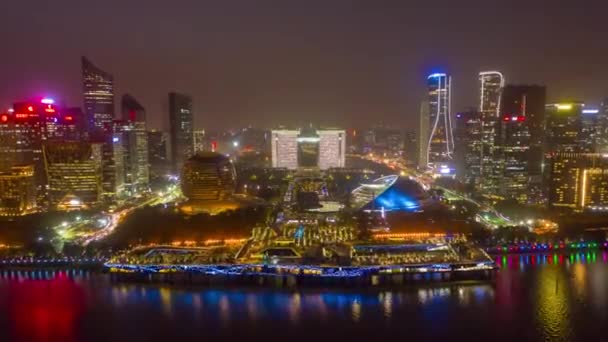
{"left": 41, "top": 98, "right": 54, "bottom": 104}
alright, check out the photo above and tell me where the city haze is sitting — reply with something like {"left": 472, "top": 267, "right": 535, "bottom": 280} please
{"left": 1, "top": 0, "right": 606, "bottom": 130}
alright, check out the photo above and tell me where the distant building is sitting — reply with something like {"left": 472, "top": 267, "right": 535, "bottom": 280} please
{"left": 100, "top": 132, "right": 125, "bottom": 204}
{"left": 43, "top": 141, "right": 103, "bottom": 210}
{"left": 597, "top": 99, "right": 608, "bottom": 153}
{"left": 114, "top": 121, "right": 149, "bottom": 196}
{"left": 454, "top": 111, "right": 482, "bottom": 189}
{"left": 545, "top": 102, "right": 584, "bottom": 153}
{"left": 318, "top": 129, "right": 346, "bottom": 169}
{"left": 179, "top": 152, "right": 252, "bottom": 215}
{"left": 404, "top": 130, "right": 417, "bottom": 167}
{"left": 82, "top": 57, "right": 114, "bottom": 132}
{"left": 120, "top": 95, "right": 149, "bottom": 195}
{"left": 362, "top": 127, "right": 403, "bottom": 157}
{"left": 193, "top": 129, "right": 207, "bottom": 153}
{"left": 0, "top": 165, "right": 36, "bottom": 217}
{"left": 547, "top": 153, "right": 608, "bottom": 211}
{"left": 271, "top": 128, "right": 345, "bottom": 170}
{"left": 426, "top": 73, "right": 454, "bottom": 169}
{"left": 169, "top": 92, "right": 194, "bottom": 173}
{"left": 181, "top": 152, "right": 236, "bottom": 201}
{"left": 148, "top": 130, "right": 170, "bottom": 179}
{"left": 581, "top": 107, "right": 599, "bottom": 153}
{"left": 417, "top": 101, "right": 429, "bottom": 169}
{"left": 478, "top": 71, "right": 505, "bottom": 193}
{"left": 10, "top": 100, "right": 78, "bottom": 202}
{"left": 497, "top": 85, "right": 546, "bottom": 203}
{"left": 271, "top": 130, "right": 298, "bottom": 169}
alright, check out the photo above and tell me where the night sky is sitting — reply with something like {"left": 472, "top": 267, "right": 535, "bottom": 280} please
{"left": 1, "top": 0, "right": 607, "bottom": 130}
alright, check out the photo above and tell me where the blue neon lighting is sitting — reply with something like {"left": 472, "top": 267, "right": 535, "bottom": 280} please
{"left": 427, "top": 73, "right": 446, "bottom": 79}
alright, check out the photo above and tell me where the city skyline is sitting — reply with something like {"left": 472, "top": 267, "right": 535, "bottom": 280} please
{"left": 1, "top": 1, "right": 608, "bottom": 130}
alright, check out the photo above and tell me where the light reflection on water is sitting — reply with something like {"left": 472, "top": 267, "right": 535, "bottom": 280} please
{"left": 0, "top": 252, "right": 606, "bottom": 341}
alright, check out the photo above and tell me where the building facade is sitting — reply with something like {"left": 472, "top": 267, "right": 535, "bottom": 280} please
{"left": 271, "top": 130, "right": 299, "bottom": 169}
{"left": 478, "top": 71, "right": 505, "bottom": 193}
{"left": 545, "top": 102, "right": 584, "bottom": 153}
{"left": 454, "top": 111, "right": 482, "bottom": 189}
{"left": 181, "top": 152, "right": 236, "bottom": 201}
{"left": 426, "top": 73, "right": 454, "bottom": 169}
{"left": 169, "top": 92, "right": 194, "bottom": 173}
{"left": 83, "top": 57, "right": 114, "bottom": 132}
{"left": 120, "top": 95, "right": 149, "bottom": 195}
{"left": 547, "top": 153, "right": 608, "bottom": 211}
{"left": 147, "top": 130, "right": 170, "bottom": 179}
{"left": 271, "top": 128, "right": 345, "bottom": 170}
{"left": 0, "top": 165, "right": 36, "bottom": 217}
{"left": 43, "top": 141, "right": 103, "bottom": 210}
{"left": 497, "top": 85, "right": 546, "bottom": 203}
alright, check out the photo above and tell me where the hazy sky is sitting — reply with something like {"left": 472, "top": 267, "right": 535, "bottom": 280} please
{"left": 1, "top": 0, "right": 607, "bottom": 130}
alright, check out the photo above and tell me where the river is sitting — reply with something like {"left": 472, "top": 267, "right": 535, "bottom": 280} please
{"left": 0, "top": 252, "right": 607, "bottom": 341}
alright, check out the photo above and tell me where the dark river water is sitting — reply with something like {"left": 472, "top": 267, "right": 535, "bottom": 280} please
{"left": 1, "top": 252, "right": 607, "bottom": 342}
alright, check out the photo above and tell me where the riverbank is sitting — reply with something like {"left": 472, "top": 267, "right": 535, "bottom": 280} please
{"left": 105, "top": 262, "right": 497, "bottom": 288}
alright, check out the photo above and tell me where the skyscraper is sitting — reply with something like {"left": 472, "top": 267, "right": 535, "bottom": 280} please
{"left": 426, "top": 73, "right": 453, "bottom": 169}
{"left": 479, "top": 71, "right": 505, "bottom": 193}
{"left": 120, "top": 95, "right": 149, "bottom": 195}
{"left": 147, "top": 130, "right": 170, "bottom": 180}
{"left": 193, "top": 129, "right": 207, "bottom": 153}
{"left": 317, "top": 129, "right": 346, "bottom": 169}
{"left": 169, "top": 92, "right": 194, "bottom": 173}
{"left": 547, "top": 152, "right": 608, "bottom": 211}
{"left": 83, "top": 57, "right": 114, "bottom": 132}
{"left": 454, "top": 110, "right": 482, "bottom": 189}
{"left": 0, "top": 165, "right": 36, "bottom": 217}
{"left": 545, "top": 102, "right": 584, "bottom": 153}
{"left": 271, "top": 128, "right": 345, "bottom": 170}
{"left": 417, "top": 101, "right": 429, "bottom": 169}
{"left": 498, "top": 85, "right": 546, "bottom": 203}
{"left": 271, "top": 130, "right": 298, "bottom": 169}
{"left": 596, "top": 99, "right": 608, "bottom": 153}
{"left": 100, "top": 131, "right": 125, "bottom": 203}
{"left": 43, "top": 141, "right": 103, "bottom": 210}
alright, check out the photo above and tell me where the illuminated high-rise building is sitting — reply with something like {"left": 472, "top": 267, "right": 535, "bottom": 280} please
{"left": 271, "top": 128, "right": 345, "bottom": 170}
{"left": 547, "top": 152, "right": 608, "bottom": 211}
{"left": 169, "top": 92, "right": 194, "bottom": 173}
{"left": 596, "top": 99, "right": 608, "bottom": 153}
{"left": 454, "top": 111, "right": 482, "bottom": 188}
{"left": 426, "top": 73, "right": 453, "bottom": 169}
{"left": 417, "top": 101, "right": 429, "bottom": 169}
{"left": 10, "top": 99, "right": 71, "bottom": 202}
{"left": 581, "top": 107, "right": 599, "bottom": 153}
{"left": 99, "top": 131, "right": 125, "bottom": 203}
{"left": 120, "top": 95, "right": 149, "bottom": 195}
{"left": 147, "top": 130, "right": 170, "bottom": 179}
{"left": 82, "top": 57, "right": 114, "bottom": 132}
{"left": 545, "top": 102, "right": 584, "bottom": 153}
{"left": 43, "top": 141, "right": 103, "bottom": 210}
{"left": 0, "top": 165, "right": 36, "bottom": 217}
{"left": 497, "top": 85, "right": 546, "bottom": 203}
{"left": 193, "top": 129, "right": 207, "bottom": 153}
{"left": 478, "top": 71, "right": 505, "bottom": 193}
{"left": 318, "top": 129, "right": 346, "bottom": 169}
{"left": 271, "top": 130, "right": 298, "bottom": 169}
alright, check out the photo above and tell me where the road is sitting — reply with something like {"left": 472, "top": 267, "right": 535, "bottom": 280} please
{"left": 52, "top": 183, "right": 182, "bottom": 246}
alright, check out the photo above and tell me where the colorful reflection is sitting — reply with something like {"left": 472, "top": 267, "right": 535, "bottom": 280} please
{"left": 5, "top": 271, "right": 85, "bottom": 342}
{"left": 496, "top": 251, "right": 607, "bottom": 269}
